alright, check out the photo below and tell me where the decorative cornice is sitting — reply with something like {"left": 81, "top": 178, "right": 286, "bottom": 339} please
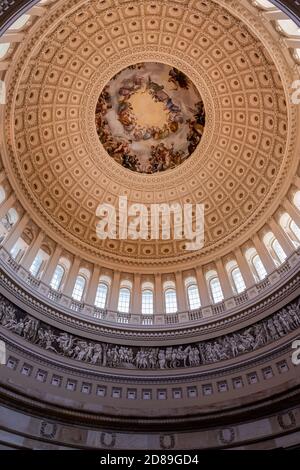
{"left": 1, "top": 288, "right": 300, "bottom": 372}
{"left": 1, "top": 377, "right": 300, "bottom": 434}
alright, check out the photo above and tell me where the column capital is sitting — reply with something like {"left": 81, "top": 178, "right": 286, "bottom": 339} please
{"left": 3, "top": 213, "right": 30, "bottom": 252}
{"left": 268, "top": 218, "right": 295, "bottom": 256}
{"left": 85, "top": 265, "right": 101, "bottom": 305}
{"left": 175, "top": 270, "right": 187, "bottom": 312}
{"left": 132, "top": 273, "right": 142, "bottom": 314}
{"left": 154, "top": 273, "right": 164, "bottom": 314}
{"left": 234, "top": 247, "right": 255, "bottom": 288}
{"left": 21, "top": 230, "right": 45, "bottom": 270}
{"left": 41, "top": 245, "right": 62, "bottom": 285}
{"left": 0, "top": 170, "right": 6, "bottom": 184}
{"left": 108, "top": 270, "right": 121, "bottom": 311}
{"left": 281, "top": 199, "right": 300, "bottom": 228}
{"left": 63, "top": 256, "right": 82, "bottom": 297}
{"left": 252, "top": 233, "right": 276, "bottom": 273}
{"left": 0, "top": 193, "right": 17, "bottom": 219}
{"left": 195, "top": 266, "right": 210, "bottom": 307}
{"left": 215, "top": 258, "right": 233, "bottom": 298}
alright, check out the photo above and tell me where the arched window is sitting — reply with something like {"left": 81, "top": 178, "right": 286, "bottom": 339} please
{"left": 245, "top": 248, "right": 268, "bottom": 282}
{"left": 0, "top": 208, "right": 18, "bottom": 244}
{"left": 264, "top": 232, "right": 287, "bottom": 266}
{"left": 95, "top": 282, "right": 108, "bottom": 309}
{"left": 29, "top": 248, "right": 49, "bottom": 278}
{"left": 290, "top": 220, "right": 300, "bottom": 242}
{"left": 50, "top": 265, "right": 65, "bottom": 291}
{"left": 277, "top": 19, "right": 300, "bottom": 37}
{"left": 209, "top": 277, "right": 224, "bottom": 304}
{"left": 0, "top": 80, "right": 5, "bottom": 105}
{"left": 72, "top": 275, "right": 86, "bottom": 302}
{"left": 8, "top": 14, "right": 30, "bottom": 31}
{"left": 10, "top": 245, "right": 20, "bottom": 259}
{"left": 0, "top": 186, "right": 5, "bottom": 204}
{"left": 279, "top": 213, "right": 300, "bottom": 248}
{"left": 187, "top": 284, "right": 201, "bottom": 310}
{"left": 165, "top": 288, "right": 178, "bottom": 314}
{"left": 0, "top": 44, "right": 10, "bottom": 60}
{"left": 10, "top": 239, "right": 27, "bottom": 262}
{"left": 252, "top": 254, "right": 267, "bottom": 281}
{"left": 272, "top": 239, "right": 287, "bottom": 264}
{"left": 142, "top": 289, "right": 154, "bottom": 315}
{"left": 117, "top": 287, "right": 131, "bottom": 313}
{"left": 294, "top": 48, "right": 300, "bottom": 63}
{"left": 6, "top": 208, "right": 18, "bottom": 225}
{"left": 226, "top": 260, "right": 247, "bottom": 295}
{"left": 231, "top": 267, "right": 246, "bottom": 294}
{"left": 254, "top": 0, "right": 275, "bottom": 10}
{"left": 30, "top": 254, "right": 43, "bottom": 277}
{"left": 294, "top": 191, "right": 300, "bottom": 211}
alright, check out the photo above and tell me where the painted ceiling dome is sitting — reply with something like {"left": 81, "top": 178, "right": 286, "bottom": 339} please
{"left": 1, "top": 0, "right": 298, "bottom": 270}
{"left": 0, "top": 0, "right": 300, "bottom": 452}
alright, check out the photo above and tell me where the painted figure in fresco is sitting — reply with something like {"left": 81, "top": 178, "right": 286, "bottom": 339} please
{"left": 95, "top": 63, "right": 206, "bottom": 174}
{"left": 168, "top": 67, "right": 190, "bottom": 90}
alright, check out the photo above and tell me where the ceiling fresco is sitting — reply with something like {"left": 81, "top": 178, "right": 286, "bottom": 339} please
{"left": 95, "top": 62, "right": 205, "bottom": 174}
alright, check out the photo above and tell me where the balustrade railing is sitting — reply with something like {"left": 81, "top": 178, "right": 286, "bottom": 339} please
{"left": 70, "top": 300, "right": 84, "bottom": 313}
{"left": 93, "top": 307, "right": 106, "bottom": 320}
{"left": 235, "top": 292, "right": 249, "bottom": 306}
{"left": 256, "top": 278, "right": 271, "bottom": 292}
{"left": 277, "top": 262, "right": 291, "bottom": 276}
{"left": 0, "top": 245, "right": 300, "bottom": 327}
{"left": 188, "top": 309, "right": 202, "bottom": 322}
{"left": 26, "top": 273, "right": 40, "bottom": 289}
{"left": 48, "top": 288, "right": 62, "bottom": 303}
{"left": 212, "top": 302, "right": 226, "bottom": 315}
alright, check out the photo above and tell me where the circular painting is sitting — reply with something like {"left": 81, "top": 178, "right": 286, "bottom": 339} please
{"left": 95, "top": 62, "right": 206, "bottom": 174}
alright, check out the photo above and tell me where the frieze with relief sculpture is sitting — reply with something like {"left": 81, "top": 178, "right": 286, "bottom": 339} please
{"left": 1, "top": 293, "right": 300, "bottom": 370}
